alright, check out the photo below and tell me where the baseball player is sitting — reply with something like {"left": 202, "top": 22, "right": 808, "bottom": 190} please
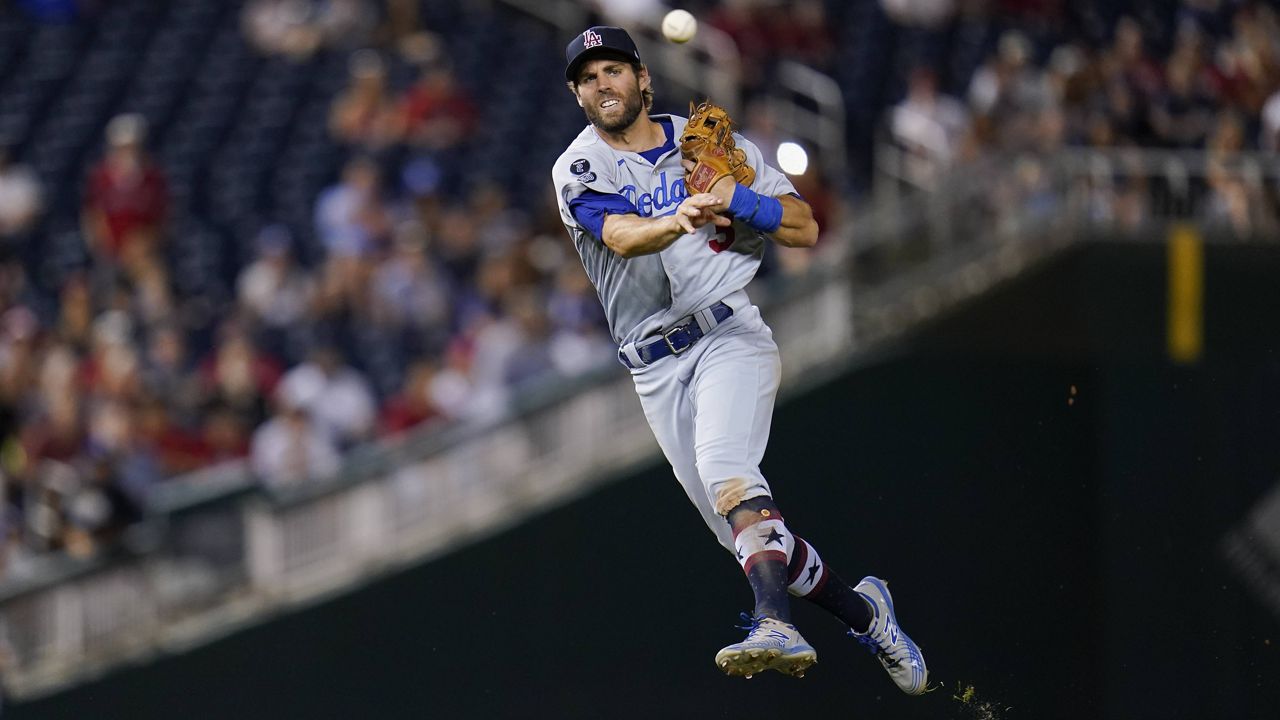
{"left": 551, "top": 26, "right": 928, "bottom": 693}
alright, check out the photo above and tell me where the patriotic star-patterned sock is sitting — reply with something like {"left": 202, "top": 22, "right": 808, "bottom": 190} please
{"left": 727, "top": 497, "right": 795, "bottom": 623}
{"left": 787, "top": 537, "right": 873, "bottom": 634}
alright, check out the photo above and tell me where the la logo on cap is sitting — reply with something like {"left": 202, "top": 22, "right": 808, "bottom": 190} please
{"left": 583, "top": 29, "right": 602, "bottom": 48}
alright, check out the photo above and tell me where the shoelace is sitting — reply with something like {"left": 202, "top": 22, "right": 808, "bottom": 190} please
{"left": 735, "top": 611, "right": 763, "bottom": 634}
{"left": 852, "top": 630, "right": 879, "bottom": 653}
{"left": 850, "top": 628, "right": 903, "bottom": 668}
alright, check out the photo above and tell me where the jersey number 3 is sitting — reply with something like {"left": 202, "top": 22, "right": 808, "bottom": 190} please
{"left": 708, "top": 226, "right": 736, "bottom": 253}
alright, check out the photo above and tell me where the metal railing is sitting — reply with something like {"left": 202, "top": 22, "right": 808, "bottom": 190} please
{"left": 873, "top": 143, "right": 1280, "bottom": 244}
{"left": 854, "top": 146, "right": 1280, "bottom": 346}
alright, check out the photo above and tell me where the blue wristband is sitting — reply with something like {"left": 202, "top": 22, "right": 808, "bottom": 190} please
{"left": 728, "top": 183, "right": 757, "bottom": 218}
{"left": 728, "top": 184, "right": 783, "bottom": 233}
{"left": 748, "top": 195, "right": 783, "bottom": 233}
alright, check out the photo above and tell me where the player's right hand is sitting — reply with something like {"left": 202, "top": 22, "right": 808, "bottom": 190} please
{"left": 673, "top": 193, "right": 732, "bottom": 234}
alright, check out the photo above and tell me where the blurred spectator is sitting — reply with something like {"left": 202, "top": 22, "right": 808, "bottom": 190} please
{"left": 1204, "top": 110, "right": 1270, "bottom": 236}
{"left": 199, "top": 401, "right": 252, "bottom": 464}
{"left": 1150, "top": 34, "right": 1217, "bottom": 148}
{"left": 706, "top": 0, "right": 778, "bottom": 96}
{"left": 243, "top": 0, "right": 322, "bottom": 59}
{"left": 79, "top": 310, "right": 141, "bottom": 404}
{"left": 498, "top": 289, "right": 556, "bottom": 392}
{"left": 24, "top": 343, "right": 85, "bottom": 465}
{"left": 1, "top": 508, "right": 37, "bottom": 579}
{"left": 890, "top": 66, "right": 970, "bottom": 189}
{"left": 81, "top": 114, "right": 170, "bottom": 279}
{"left": 463, "top": 291, "right": 535, "bottom": 423}
{"left": 432, "top": 206, "right": 485, "bottom": 324}
{"left": 546, "top": 264, "right": 613, "bottom": 377}
{"left": 378, "top": 359, "right": 444, "bottom": 437}
{"left": 139, "top": 322, "right": 202, "bottom": 425}
{"left": 314, "top": 155, "right": 392, "bottom": 312}
{"left": 329, "top": 49, "right": 400, "bottom": 150}
{"left": 84, "top": 398, "right": 161, "bottom": 499}
{"left": 236, "top": 224, "right": 316, "bottom": 334}
{"left": 880, "top": 0, "right": 954, "bottom": 29}
{"left": 426, "top": 337, "right": 476, "bottom": 421}
{"left": 741, "top": 99, "right": 784, "bottom": 175}
{"left": 23, "top": 460, "right": 80, "bottom": 554}
{"left": 277, "top": 344, "right": 376, "bottom": 446}
{"left": 383, "top": 0, "right": 422, "bottom": 50}
{"left": 61, "top": 447, "right": 147, "bottom": 558}
{"left": 590, "top": 0, "right": 667, "bottom": 26}
{"left": 761, "top": 0, "right": 834, "bottom": 71}
{"left": 395, "top": 57, "right": 478, "bottom": 154}
{"left": 0, "top": 147, "right": 43, "bottom": 251}
{"left": 127, "top": 254, "right": 177, "bottom": 333}
{"left": 967, "top": 30, "right": 1052, "bottom": 150}
{"left": 477, "top": 184, "right": 534, "bottom": 255}
{"left": 1221, "top": 3, "right": 1280, "bottom": 114}
{"left": 1262, "top": 88, "right": 1280, "bottom": 152}
{"left": 55, "top": 273, "right": 94, "bottom": 352}
{"left": 368, "top": 219, "right": 451, "bottom": 354}
{"left": 134, "top": 394, "right": 206, "bottom": 477}
{"left": 198, "top": 323, "right": 283, "bottom": 430}
{"left": 701, "top": 0, "right": 836, "bottom": 92}
{"left": 250, "top": 376, "right": 341, "bottom": 488}
{"left": 311, "top": 0, "right": 379, "bottom": 53}
{"left": 314, "top": 154, "right": 389, "bottom": 263}
{"left": 243, "top": 0, "right": 378, "bottom": 61}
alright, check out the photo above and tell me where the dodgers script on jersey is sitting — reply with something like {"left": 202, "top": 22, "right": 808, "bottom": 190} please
{"left": 551, "top": 114, "right": 797, "bottom": 346}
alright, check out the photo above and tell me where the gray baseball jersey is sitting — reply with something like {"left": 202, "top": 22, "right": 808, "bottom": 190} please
{"left": 551, "top": 114, "right": 797, "bottom": 346}
{"left": 552, "top": 114, "right": 798, "bottom": 550}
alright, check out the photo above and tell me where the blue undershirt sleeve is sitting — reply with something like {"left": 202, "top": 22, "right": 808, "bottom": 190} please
{"left": 569, "top": 190, "right": 641, "bottom": 240}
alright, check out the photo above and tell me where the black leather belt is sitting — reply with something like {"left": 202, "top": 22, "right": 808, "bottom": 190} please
{"left": 619, "top": 301, "right": 734, "bottom": 368}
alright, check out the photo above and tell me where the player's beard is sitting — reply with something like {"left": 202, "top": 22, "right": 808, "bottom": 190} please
{"left": 585, "top": 83, "right": 645, "bottom": 134}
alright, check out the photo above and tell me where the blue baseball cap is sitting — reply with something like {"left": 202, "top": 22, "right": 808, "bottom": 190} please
{"left": 565, "top": 26, "right": 641, "bottom": 82}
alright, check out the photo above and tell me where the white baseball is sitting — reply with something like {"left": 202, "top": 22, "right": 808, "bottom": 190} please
{"left": 662, "top": 9, "right": 697, "bottom": 44}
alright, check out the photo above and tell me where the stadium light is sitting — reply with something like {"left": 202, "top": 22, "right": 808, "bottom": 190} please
{"left": 776, "top": 141, "right": 809, "bottom": 176}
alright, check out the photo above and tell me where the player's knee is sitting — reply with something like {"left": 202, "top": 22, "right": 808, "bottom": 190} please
{"left": 713, "top": 477, "right": 757, "bottom": 516}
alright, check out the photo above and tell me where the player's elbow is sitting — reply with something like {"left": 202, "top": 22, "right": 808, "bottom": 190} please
{"left": 790, "top": 219, "right": 819, "bottom": 248}
{"left": 776, "top": 217, "right": 818, "bottom": 248}
{"left": 775, "top": 198, "right": 818, "bottom": 248}
{"left": 608, "top": 241, "right": 644, "bottom": 259}
{"left": 602, "top": 213, "right": 662, "bottom": 258}
{"left": 602, "top": 230, "right": 643, "bottom": 258}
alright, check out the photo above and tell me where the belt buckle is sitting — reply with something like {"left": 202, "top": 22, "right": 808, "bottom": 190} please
{"left": 663, "top": 325, "right": 689, "bottom": 355}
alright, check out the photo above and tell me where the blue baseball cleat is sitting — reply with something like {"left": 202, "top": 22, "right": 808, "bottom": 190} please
{"left": 850, "top": 576, "right": 929, "bottom": 695}
{"left": 715, "top": 614, "right": 817, "bottom": 679}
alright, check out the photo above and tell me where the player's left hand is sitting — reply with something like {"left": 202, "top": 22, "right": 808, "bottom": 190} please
{"left": 673, "top": 192, "right": 732, "bottom": 234}
{"left": 682, "top": 159, "right": 735, "bottom": 210}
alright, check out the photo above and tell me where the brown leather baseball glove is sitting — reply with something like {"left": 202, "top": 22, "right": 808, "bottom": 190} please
{"left": 680, "top": 101, "right": 755, "bottom": 194}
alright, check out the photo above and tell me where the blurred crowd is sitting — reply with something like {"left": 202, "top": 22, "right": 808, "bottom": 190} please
{"left": 884, "top": 0, "right": 1280, "bottom": 233}
{"left": 0, "top": 0, "right": 619, "bottom": 579}
{"left": 1, "top": 0, "right": 1278, "bottom": 581}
